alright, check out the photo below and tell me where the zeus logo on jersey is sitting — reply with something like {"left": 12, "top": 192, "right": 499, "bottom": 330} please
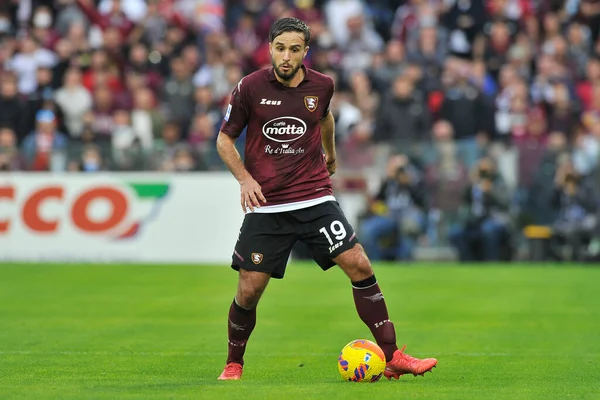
{"left": 262, "top": 116, "right": 307, "bottom": 142}
{"left": 260, "top": 98, "right": 282, "bottom": 105}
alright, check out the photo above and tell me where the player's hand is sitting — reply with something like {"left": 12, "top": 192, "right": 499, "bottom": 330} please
{"left": 240, "top": 177, "right": 266, "bottom": 212}
{"left": 325, "top": 156, "right": 336, "bottom": 176}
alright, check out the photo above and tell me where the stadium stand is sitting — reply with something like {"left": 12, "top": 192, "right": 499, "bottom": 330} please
{"left": 1, "top": 0, "right": 599, "bottom": 262}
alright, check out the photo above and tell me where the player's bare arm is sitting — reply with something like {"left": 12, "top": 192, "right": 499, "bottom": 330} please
{"left": 320, "top": 110, "right": 336, "bottom": 176}
{"left": 216, "top": 131, "right": 266, "bottom": 212}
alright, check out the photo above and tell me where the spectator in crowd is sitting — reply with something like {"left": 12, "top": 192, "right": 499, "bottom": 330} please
{"left": 545, "top": 82, "right": 579, "bottom": 138}
{"left": 51, "top": 38, "right": 76, "bottom": 89}
{"left": 549, "top": 159, "right": 598, "bottom": 261}
{"left": 449, "top": 157, "right": 511, "bottom": 262}
{"left": 76, "top": 0, "right": 135, "bottom": 41}
{"left": 406, "top": 25, "right": 447, "bottom": 93}
{"left": 441, "top": 0, "right": 487, "bottom": 59}
{"left": 165, "top": 145, "right": 208, "bottom": 172}
{"left": 152, "top": 120, "right": 183, "bottom": 170}
{"left": 111, "top": 109, "right": 138, "bottom": 169}
{"left": 188, "top": 111, "right": 217, "bottom": 155}
{"left": 22, "top": 66, "right": 59, "bottom": 137}
{"left": 231, "top": 11, "right": 261, "bottom": 71}
{"left": 0, "top": 126, "right": 23, "bottom": 171}
{"left": 0, "top": 73, "right": 24, "bottom": 142}
{"left": 6, "top": 36, "right": 57, "bottom": 96}
{"left": 68, "top": 143, "right": 107, "bottom": 172}
{"left": 193, "top": 85, "right": 222, "bottom": 130}
{"left": 30, "top": 5, "right": 61, "bottom": 50}
{"left": 525, "top": 131, "right": 570, "bottom": 225}
{"left": 360, "top": 154, "right": 428, "bottom": 261}
{"left": 89, "top": 84, "right": 116, "bottom": 139}
{"left": 370, "top": 39, "right": 406, "bottom": 93}
{"left": 81, "top": 48, "right": 122, "bottom": 94}
{"left": 423, "top": 120, "right": 469, "bottom": 240}
{"left": 131, "top": 87, "right": 162, "bottom": 147}
{"left": 580, "top": 0, "right": 600, "bottom": 42}
{"left": 479, "top": 20, "right": 513, "bottom": 82}
{"left": 162, "top": 56, "right": 195, "bottom": 134}
{"left": 55, "top": 67, "right": 93, "bottom": 138}
{"left": 439, "top": 58, "right": 491, "bottom": 168}
{"left": 126, "top": 42, "right": 163, "bottom": 93}
{"left": 21, "top": 110, "right": 68, "bottom": 172}
{"left": 573, "top": 118, "right": 600, "bottom": 176}
{"left": 373, "top": 74, "right": 431, "bottom": 147}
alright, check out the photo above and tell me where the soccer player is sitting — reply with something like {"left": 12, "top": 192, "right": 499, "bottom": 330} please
{"left": 216, "top": 17, "right": 437, "bottom": 381}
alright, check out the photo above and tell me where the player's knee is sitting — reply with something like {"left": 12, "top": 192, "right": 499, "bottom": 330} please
{"left": 354, "top": 244, "right": 374, "bottom": 277}
{"left": 236, "top": 282, "right": 266, "bottom": 309}
{"left": 236, "top": 269, "right": 269, "bottom": 309}
{"left": 236, "top": 286, "right": 263, "bottom": 309}
{"left": 337, "top": 244, "right": 374, "bottom": 281}
{"left": 236, "top": 293, "right": 259, "bottom": 309}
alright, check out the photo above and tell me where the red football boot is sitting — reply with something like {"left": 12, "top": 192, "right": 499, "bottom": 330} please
{"left": 384, "top": 345, "right": 437, "bottom": 379}
{"left": 217, "top": 362, "right": 243, "bottom": 380}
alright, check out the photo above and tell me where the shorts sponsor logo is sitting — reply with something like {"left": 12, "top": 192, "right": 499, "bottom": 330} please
{"left": 328, "top": 241, "right": 343, "bottom": 253}
{"left": 251, "top": 252, "right": 263, "bottom": 264}
{"left": 304, "top": 96, "right": 318, "bottom": 112}
{"left": 262, "top": 116, "right": 307, "bottom": 143}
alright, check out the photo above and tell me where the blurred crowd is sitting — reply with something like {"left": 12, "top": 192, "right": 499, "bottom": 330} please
{"left": 1, "top": 0, "right": 600, "bottom": 260}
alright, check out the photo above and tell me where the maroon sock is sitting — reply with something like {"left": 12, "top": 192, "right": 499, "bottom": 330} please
{"left": 226, "top": 299, "right": 256, "bottom": 365}
{"left": 352, "top": 275, "right": 398, "bottom": 361}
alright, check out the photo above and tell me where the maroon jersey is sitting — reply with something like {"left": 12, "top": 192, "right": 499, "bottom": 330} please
{"left": 220, "top": 66, "right": 334, "bottom": 208}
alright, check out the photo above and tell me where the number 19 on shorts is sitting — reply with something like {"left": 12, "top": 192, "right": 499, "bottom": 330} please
{"left": 319, "top": 220, "right": 347, "bottom": 253}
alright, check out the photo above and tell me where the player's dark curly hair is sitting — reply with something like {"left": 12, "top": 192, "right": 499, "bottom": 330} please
{"left": 269, "top": 17, "right": 311, "bottom": 46}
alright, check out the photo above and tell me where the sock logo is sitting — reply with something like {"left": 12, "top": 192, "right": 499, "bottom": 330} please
{"left": 374, "top": 319, "right": 390, "bottom": 329}
{"left": 229, "top": 319, "right": 246, "bottom": 331}
{"left": 363, "top": 293, "right": 384, "bottom": 302}
{"left": 228, "top": 340, "right": 246, "bottom": 347}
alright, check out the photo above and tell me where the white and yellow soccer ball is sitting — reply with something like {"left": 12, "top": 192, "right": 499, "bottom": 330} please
{"left": 337, "top": 339, "right": 386, "bottom": 382}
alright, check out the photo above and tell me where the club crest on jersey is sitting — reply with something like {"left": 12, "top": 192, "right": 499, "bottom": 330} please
{"left": 251, "top": 253, "right": 263, "bottom": 265}
{"left": 304, "top": 96, "right": 318, "bottom": 112}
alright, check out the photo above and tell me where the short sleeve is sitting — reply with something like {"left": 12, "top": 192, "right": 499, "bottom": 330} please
{"left": 220, "top": 77, "right": 250, "bottom": 138}
{"left": 320, "top": 77, "right": 335, "bottom": 120}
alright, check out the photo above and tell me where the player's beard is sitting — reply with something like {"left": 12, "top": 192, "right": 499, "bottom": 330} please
{"left": 272, "top": 60, "right": 301, "bottom": 82}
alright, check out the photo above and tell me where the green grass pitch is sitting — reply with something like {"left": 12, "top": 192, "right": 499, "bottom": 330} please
{"left": 0, "top": 263, "right": 599, "bottom": 399}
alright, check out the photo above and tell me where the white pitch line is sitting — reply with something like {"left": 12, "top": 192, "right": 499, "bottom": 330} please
{"left": 0, "top": 350, "right": 598, "bottom": 358}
